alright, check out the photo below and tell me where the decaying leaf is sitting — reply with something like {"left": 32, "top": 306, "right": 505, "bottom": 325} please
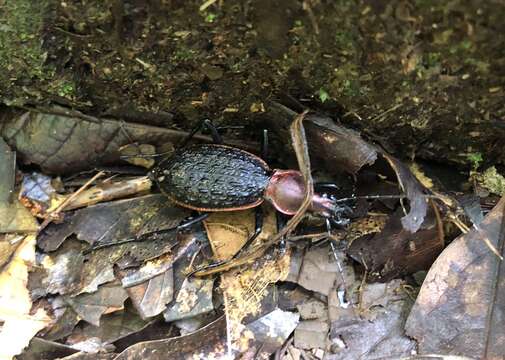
{"left": 0, "top": 109, "right": 254, "bottom": 174}
{"left": 163, "top": 277, "right": 215, "bottom": 322}
{"left": 119, "top": 143, "right": 158, "bottom": 169}
{"left": 347, "top": 201, "right": 444, "bottom": 281}
{"left": 295, "top": 246, "right": 355, "bottom": 297}
{"left": 18, "top": 338, "right": 78, "bottom": 360}
{"left": 406, "top": 196, "right": 505, "bottom": 359}
{"left": 304, "top": 114, "right": 378, "bottom": 175}
{"left": 125, "top": 267, "right": 174, "bottom": 319}
{"left": 245, "top": 309, "right": 300, "bottom": 357}
{"left": 19, "top": 172, "right": 61, "bottom": 216}
{"left": 113, "top": 316, "right": 227, "bottom": 360}
{"left": 0, "top": 139, "right": 39, "bottom": 233}
{"left": 0, "top": 138, "right": 16, "bottom": 204}
{"left": 66, "top": 306, "right": 148, "bottom": 349}
{"left": 64, "top": 281, "right": 129, "bottom": 326}
{"left": 0, "top": 235, "right": 52, "bottom": 360}
{"left": 0, "top": 200, "right": 40, "bottom": 234}
{"left": 327, "top": 279, "right": 415, "bottom": 359}
{"left": 30, "top": 236, "right": 119, "bottom": 299}
{"left": 38, "top": 194, "right": 190, "bottom": 254}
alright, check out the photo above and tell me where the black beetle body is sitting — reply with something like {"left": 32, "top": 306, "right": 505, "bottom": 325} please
{"left": 152, "top": 144, "right": 272, "bottom": 211}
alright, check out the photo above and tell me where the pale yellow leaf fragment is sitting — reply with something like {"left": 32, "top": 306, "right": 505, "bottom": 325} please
{"left": 0, "top": 234, "right": 51, "bottom": 360}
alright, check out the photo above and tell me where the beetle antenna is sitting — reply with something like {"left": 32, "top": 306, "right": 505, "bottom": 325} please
{"left": 334, "top": 194, "right": 440, "bottom": 203}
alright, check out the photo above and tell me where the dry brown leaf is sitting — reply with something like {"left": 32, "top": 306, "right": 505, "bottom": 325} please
{"left": 406, "top": 196, "right": 505, "bottom": 358}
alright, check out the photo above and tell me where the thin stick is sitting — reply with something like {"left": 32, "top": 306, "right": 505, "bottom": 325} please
{"left": 38, "top": 171, "right": 105, "bottom": 232}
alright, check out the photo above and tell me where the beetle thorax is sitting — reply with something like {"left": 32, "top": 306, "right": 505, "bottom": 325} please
{"left": 265, "top": 170, "right": 335, "bottom": 217}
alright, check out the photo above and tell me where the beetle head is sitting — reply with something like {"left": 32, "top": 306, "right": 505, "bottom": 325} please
{"left": 264, "top": 170, "right": 346, "bottom": 219}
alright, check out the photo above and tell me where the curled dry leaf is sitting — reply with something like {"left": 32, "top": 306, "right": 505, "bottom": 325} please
{"left": 304, "top": 114, "right": 378, "bottom": 174}
{"left": 406, "top": 196, "right": 505, "bottom": 359}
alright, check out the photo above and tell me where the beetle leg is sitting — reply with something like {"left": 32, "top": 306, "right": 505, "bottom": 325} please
{"left": 178, "top": 212, "right": 211, "bottom": 230}
{"left": 314, "top": 182, "right": 341, "bottom": 192}
{"left": 233, "top": 206, "right": 263, "bottom": 259}
{"left": 276, "top": 211, "right": 287, "bottom": 254}
{"left": 178, "top": 119, "right": 223, "bottom": 148}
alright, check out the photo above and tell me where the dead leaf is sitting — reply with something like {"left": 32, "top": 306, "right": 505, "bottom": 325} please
{"left": 66, "top": 306, "right": 147, "bottom": 348}
{"left": 19, "top": 172, "right": 60, "bottom": 215}
{"left": 32, "top": 238, "right": 115, "bottom": 297}
{"left": 383, "top": 154, "right": 429, "bottom": 233}
{"left": 125, "top": 267, "right": 174, "bottom": 319}
{"left": 347, "top": 201, "right": 444, "bottom": 281}
{"left": 0, "top": 140, "right": 39, "bottom": 233}
{"left": 294, "top": 320, "right": 329, "bottom": 350}
{"left": 163, "top": 277, "right": 215, "bottom": 322}
{"left": 305, "top": 114, "right": 378, "bottom": 174}
{"left": 0, "top": 200, "right": 40, "bottom": 233}
{"left": 38, "top": 194, "right": 189, "bottom": 256}
{"left": 0, "top": 138, "right": 15, "bottom": 204}
{"left": 113, "top": 316, "right": 227, "bottom": 360}
{"left": 0, "top": 234, "right": 52, "bottom": 360}
{"left": 0, "top": 109, "right": 255, "bottom": 174}
{"left": 17, "top": 338, "right": 78, "bottom": 360}
{"left": 406, "top": 196, "right": 505, "bottom": 358}
{"left": 40, "top": 297, "right": 80, "bottom": 341}
{"left": 64, "top": 282, "right": 129, "bottom": 326}
{"left": 327, "top": 279, "right": 415, "bottom": 359}
{"left": 296, "top": 246, "right": 355, "bottom": 297}
{"left": 119, "top": 143, "right": 157, "bottom": 169}
{"left": 245, "top": 309, "right": 300, "bottom": 357}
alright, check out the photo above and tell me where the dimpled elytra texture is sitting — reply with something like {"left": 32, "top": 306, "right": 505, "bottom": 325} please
{"left": 156, "top": 144, "right": 271, "bottom": 210}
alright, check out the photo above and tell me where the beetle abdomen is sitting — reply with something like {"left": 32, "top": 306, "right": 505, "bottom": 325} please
{"left": 154, "top": 144, "right": 271, "bottom": 211}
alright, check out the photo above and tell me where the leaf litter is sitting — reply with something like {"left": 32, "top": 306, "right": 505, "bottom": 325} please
{"left": 0, "top": 105, "right": 501, "bottom": 359}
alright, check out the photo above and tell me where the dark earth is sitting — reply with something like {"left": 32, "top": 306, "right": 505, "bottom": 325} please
{"left": 1, "top": 0, "right": 505, "bottom": 170}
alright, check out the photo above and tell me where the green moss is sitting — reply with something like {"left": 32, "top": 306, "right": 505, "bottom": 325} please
{"left": 476, "top": 167, "right": 505, "bottom": 196}
{"left": 0, "top": 0, "right": 53, "bottom": 103}
{"left": 56, "top": 81, "right": 76, "bottom": 98}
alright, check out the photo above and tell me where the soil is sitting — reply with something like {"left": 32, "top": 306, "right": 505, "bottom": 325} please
{"left": 1, "top": 0, "right": 505, "bottom": 169}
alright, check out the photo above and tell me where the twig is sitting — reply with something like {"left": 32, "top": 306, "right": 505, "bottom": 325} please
{"left": 38, "top": 171, "right": 105, "bottom": 232}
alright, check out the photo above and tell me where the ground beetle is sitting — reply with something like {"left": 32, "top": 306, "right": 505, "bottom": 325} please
{"left": 84, "top": 117, "right": 351, "bottom": 270}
